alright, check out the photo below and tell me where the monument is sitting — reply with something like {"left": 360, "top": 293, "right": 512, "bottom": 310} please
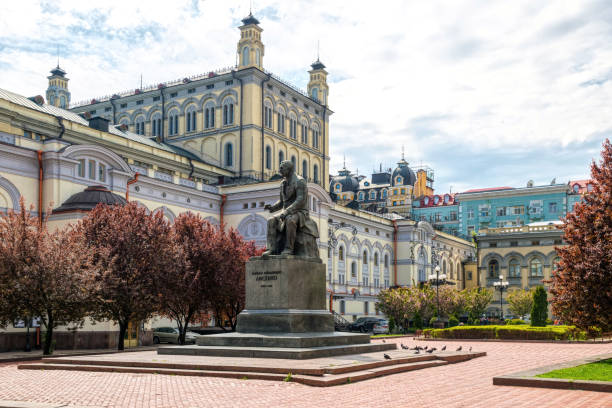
{"left": 159, "top": 161, "right": 395, "bottom": 359}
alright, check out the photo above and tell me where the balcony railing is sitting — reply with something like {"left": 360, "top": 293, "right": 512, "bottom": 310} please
{"left": 507, "top": 277, "right": 522, "bottom": 286}
{"left": 479, "top": 224, "right": 560, "bottom": 236}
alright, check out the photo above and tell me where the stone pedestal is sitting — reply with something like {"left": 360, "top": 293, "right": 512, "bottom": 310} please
{"left": 236, "top": 256, "right": 334, "bottom": 333}
{"left": 160, "top": 255, "right": 396, "bottom": 359}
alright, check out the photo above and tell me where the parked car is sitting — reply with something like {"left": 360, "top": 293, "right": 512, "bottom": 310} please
{"left": 348, "top": 317, "right": 386, "bottom": 333}
{"left": 152, "top": 327, "right": 199, "bottom": 344}
{"left": 372, "top": 319, "right": 389, "bottom": 334}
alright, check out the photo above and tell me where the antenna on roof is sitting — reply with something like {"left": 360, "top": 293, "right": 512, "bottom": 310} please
{"left": 401, "top": 145, "right": 405, "bottom": 160}
{"left": 317, "top": 40, "right": 320, "bottom": 61}
{"left": 56, "top": 45, "right": 60, "bottom": 67}
{"left": 140, "top": 74, "right": 143, "bottom": 89}
{"left": 249, "top": 0, "right": 253, "bottom": 14}
{"left": 343, "top": 154, "right": 346, "bottom": 169}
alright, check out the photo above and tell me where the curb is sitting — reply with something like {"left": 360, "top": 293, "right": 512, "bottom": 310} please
{"left": 414, "top": 337, "right": 612, "bottom": 344}
{"left": 0, "top": 346, "right": 158, "bottom": 364}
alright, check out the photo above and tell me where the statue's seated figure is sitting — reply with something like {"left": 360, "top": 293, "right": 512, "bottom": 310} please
{"left": 263, "top": 160, "right": 319, "bottom": 258}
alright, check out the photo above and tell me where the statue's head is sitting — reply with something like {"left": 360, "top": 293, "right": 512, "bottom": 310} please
{"left": 279, "top": 160, "right": 294, "bottom": 178}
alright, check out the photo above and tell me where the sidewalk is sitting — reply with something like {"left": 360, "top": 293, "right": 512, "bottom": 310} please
{"left": 0, "top": 346, "right": 157, "bottom": 363}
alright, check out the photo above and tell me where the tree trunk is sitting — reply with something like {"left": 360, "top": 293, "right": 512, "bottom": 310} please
{"left": 43, "top": 313, "right": 54, "bottom": 356}
{"left": 118, "top": 321, "right": 127, "bottom": 351}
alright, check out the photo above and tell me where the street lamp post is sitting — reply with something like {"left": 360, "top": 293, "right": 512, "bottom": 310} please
{"left": 493, "top": 275, "right": 509, "bottom": 321}
{"left": 428, "top": 265, "right": 447, "bottom": 324}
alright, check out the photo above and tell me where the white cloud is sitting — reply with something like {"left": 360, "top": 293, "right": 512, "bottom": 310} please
{"left": 0, "top": 0, "right": 609, "bottom": 192}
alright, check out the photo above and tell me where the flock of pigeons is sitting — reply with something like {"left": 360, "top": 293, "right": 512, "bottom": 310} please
{"left": 383, "top": 344, "right": 472, "bottom": 360}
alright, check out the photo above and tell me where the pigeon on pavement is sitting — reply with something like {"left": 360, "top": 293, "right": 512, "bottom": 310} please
{"left": 384, "top": 354, "right": 392, "bottom": 360}
{"left": 441, "top": 345, "right": 446, "bottom": 351}
{"left": 469, "top": 346, "right": 472, "bottom": 352}
{"left": 456, "top": 346, "right": 462, "bottom": 351}
{"left": 414, "top": 349, "right": 420, "bottom": 354}
{"left": 382, "top": 339, "right": 386, "bottom": 343}
{"left": 426, "top": 348, "right": 434, "bottom": 353}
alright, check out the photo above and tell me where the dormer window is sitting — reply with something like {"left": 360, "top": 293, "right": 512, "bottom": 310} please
{"left": 396, "top": 176, "right": 402, "bottom": 184}
{"left": 424, "top": 197, "right": 430, "bottom": 205}
{"left": 358, "top": 192, "right": 364, "bottom": 200}
{"left": 335, "top": 183, "right": 341, "bottom": 192}
{"left": 76, "top": 158, "right": 108, "bottom": 184}
{"left": 434, "top": 196, "right": 440, "bottom": 205}
{"left": 444, "top": 194, "right": 450, "bottom": 204}
{"left": 573, "top": 184, "right": 580, "bottom": 193}
{"left": 364, "top": 181, "right": 369, "bottom": 186}
{"left": 587, "top": 183, "right": 593, "bottom": 192}
{"left": 370, "top": 191, "right": 376, "bottom": 199}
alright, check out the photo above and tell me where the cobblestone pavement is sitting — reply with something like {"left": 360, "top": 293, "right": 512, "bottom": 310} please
{"left": 0, "top": 338, "right": 610, "bottom": 408}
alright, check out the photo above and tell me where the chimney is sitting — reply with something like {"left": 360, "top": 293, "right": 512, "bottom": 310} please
{"left": 88, "top": 116, "right": 110, "bottom": 132}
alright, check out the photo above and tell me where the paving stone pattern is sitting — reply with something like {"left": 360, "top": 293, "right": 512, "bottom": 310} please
{"left": 0, "top": 339, "right": 611, "bottom": 408}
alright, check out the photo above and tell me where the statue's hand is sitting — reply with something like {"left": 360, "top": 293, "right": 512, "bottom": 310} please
{"left": 264, "top": 204, "right": 272, "bottom": 212}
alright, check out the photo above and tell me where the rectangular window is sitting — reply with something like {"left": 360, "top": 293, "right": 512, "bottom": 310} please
{"left": 89, "top": 110, "right": 96, "bottom": 114}
{"left": 531, "top": 240, "right": 540, "bottom": 246}
{"left": 153, "top": 96, "right": 160, "bottom": 102}
{"left": 105, "top": 107, "right": 112, "bottom": 112}
{"left": 120, "top": 103, "right": 127, "bottom": 108}
{"left": 88, "top": 160, "right": 96, "bottom": 180}
{"left": 510, "top": 241, "right": 518, "bottom": 247}
{"left": 548, "top": 202, "right": 558, "bottom": 213}
{"left": 170, "top": 92, "right": 177, "bottom": 98}
{"left": 225, "top": 80, "right": 233, "bottom": 86}
{"left": 77, "top": 159, "right": 85, "bottom": 177}
{"left": 23, "top": 130, "right": 32, "bottom": 139}
{"left": 467, "top": 208, "right": 474, "bottom": 219}
{"left": 450, "top": 211, "right": 457, "bottom": 221}
{"left": 496, "top": 207, "right": 506, "bottom": 216}
{"left": 188, "top": 88, "right": 196, "bottom": 94}
{"left": 467, "top": 225, "right": 475, "bottom": 234}
{"left": 489, "top": 242, "right": 497, "bottom": 248}
{"left": 364, "top": 302, "right": 369, "bottom": 314}
{"left": 136, "top": 100, "right": 143, "bottom": 105}
{"left": 206, "top": 84, "right": 214, "bottom": 89}
{"left": 512, "top": 205, "right": 525, "bottom": 215}
{"left": 98, "top": 163, "right": 106, "bottom": 182}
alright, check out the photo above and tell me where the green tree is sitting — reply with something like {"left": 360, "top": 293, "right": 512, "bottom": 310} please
{"left": 506, "top": 289, "right": 533, "bottom": 318}
{"left": 531, "top": 286, "right": 548, "bottom": 327}
{"left": 464, "top": 288, "right": 493, "bottom": 323}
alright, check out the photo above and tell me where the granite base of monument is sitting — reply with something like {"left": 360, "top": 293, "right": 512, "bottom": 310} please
{"left": 159, "top": 256, "right": 395, "bottom": 359}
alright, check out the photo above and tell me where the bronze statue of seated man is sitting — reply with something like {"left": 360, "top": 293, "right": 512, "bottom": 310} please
{"left": 262, "top": 160, "right": 319, "bottom": 258}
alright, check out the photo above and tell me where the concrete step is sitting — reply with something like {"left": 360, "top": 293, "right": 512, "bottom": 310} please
{"left": 158, "top": 342, "right": 397, "bottom": 359}
{"left": 19, "top": 358, "right": 450, "bottom": 387}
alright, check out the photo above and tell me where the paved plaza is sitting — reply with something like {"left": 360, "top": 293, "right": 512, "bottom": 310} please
{"left": 0, "top": 338, "right": 610, "bottom": 408}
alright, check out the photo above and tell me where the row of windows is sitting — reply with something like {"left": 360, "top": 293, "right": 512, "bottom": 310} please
{"left": 263, "top": 105, "right": 321, "bottom": 149}
{"left": 336, "top": 246, "right": 390, "bottom": 268}
{"left": 125, "top": 101, "right": 236, "bottom": 137}
{"left": 487, "top": 257, "right": 559, "bottom": 278}
{"left": 262, "top": 146, "right": 320, "bottom": 182}
{"left": 75, "top": 158, "right": 107, "bottom": 183}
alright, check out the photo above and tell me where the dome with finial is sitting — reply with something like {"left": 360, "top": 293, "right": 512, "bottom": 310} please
{"left": 50, "top": 65, "right": 67, "bottom": 77}
{"left": 241, "top": 12, "right": 260, "bottom": 25}
{"left": 311, "top": 59, "right": 326, "bottom": 70}
{"left": 329, "top": 167, "right": 360, "bottom": 193}
{"left": 391, "top": 152, "right": 416, "bottom": 186}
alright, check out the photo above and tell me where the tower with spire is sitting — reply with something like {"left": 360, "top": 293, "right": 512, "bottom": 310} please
{"left": 46, "top": 64, "right": 70, "bottom": 108}
{"left": 307, "top": 51, "right": 329, "bottom": 105}
{"left": 237, "top": 12, "right": 264, "bottom": 69}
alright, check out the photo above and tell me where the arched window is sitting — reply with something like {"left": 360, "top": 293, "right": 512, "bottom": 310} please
{"left": 291, "top": 155, "right": 296, "bottom": 167}
{"left": 302, "top": 160, "right": 308, "bottom": 179}
{"left": 151, "top": 113, "right": 162, "bottom": 136}
{"left": 338, "top": 245, "right": 344, "bottom": 261}
{"left": 185, "top": 106, "right": 197, "bottom": 132}
{"left": 168, "top": 110, "right": 179, "bottom": 136}
{"left": 313, "top": 164, "right": 319, "bottom": 184}
{"left": 255, "top": 48, "right": 261, "bottom": 66}
{"left": 265, "top": 146, "right": 272, "bottom": 170}
{"left": 449, "top": 262, "right": 454, "bottom": 279}
{"left": 312, "top": 123, "right": 320, "bottom": 149}
{"left": 443, "top": 259, "right": 447, "bottom": 275}
{"left": 134, "top": 116, "right": 145, "bottom": 135}
{"left": 49, "top": 95, "right": 55, "bottom": 105}
{"left": 351, "top": 261, "right": 357, "bottom": 278}
{"left": 311, "top": 87, "right": 319, "bottom": 100}
{"left": 358, "top": 192, "right": 364, "bottom": 200}
{"left": 279, "top": 151, "right": 284, "bottom": 166}
{"left": 363, "top": 251, "right": 368, "bottom": 264}
{"left": 573, "top": 184, "right": 579, "bottom": 193}
{"left": 289, "top": 113, "right": 297, "bottom": 139}
{"left": 384, "top": 254, "right": 389, "bottom": 268}
{"left": 552, "top": 256, "right": 561, "bottom": 272}
{"left": 370, "top": 191, "right": 376, "bottom": 200}
{"left": 488, "top": 260, "right": 499, "bottom": 278}
{"left": 374, "top": 252, "right": 379, "bottom": 266}
{"left": 382, "top": 190, "right": 388, "bottom": 198}
{"left": 509, "top": 259, "right": 521, "bottom": 277}
{"left": 60, "top": 95, "right": 66, "bottom": 108}
{"left": 301, "top": 119, "right": 308, "bottom": 144}
{"left": 264, "top": 101, "right": 273, "bottom": 128}
{"left": 204, "top": 102, "right": 215, "bottom": 129}
{"left": 223, "top": 99, "right": 235, "bottom": 126}
{"left": 224, "top": 142, "right": 233, "bottom": 167}
{"left": 529, "top": 258, "right": 542, "bottom": 277}
{"left": 277, "top": 106, "right": 286, "bottom": 134}
{"left": 242, "top": 46, "right": 249, "bottom": 65}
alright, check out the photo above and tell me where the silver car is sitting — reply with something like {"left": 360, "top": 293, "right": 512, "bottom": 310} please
{"left": 153, "top": 327, "right": 199, "bottom": 344}
{"left": 372, "top": 319, "right": 389, "bottom": 334}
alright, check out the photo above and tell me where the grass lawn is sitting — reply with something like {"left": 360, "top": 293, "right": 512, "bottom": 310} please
{"left": 536, "top": 358, "right": 612, "bottom": 382}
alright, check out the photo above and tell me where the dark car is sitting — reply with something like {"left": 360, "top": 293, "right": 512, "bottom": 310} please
{"left": 347, "top": 317, "right": 386, "bottom": 333}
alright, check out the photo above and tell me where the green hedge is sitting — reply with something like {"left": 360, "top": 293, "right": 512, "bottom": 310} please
{"left": 422, "top": 325, "right": 587, "bottom": 341}
{"left": 505, "top": 319, "right": 526, "bottom": 325}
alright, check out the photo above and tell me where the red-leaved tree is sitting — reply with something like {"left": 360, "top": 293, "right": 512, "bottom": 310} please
{"left": 0, "top": 200, "right": 96, "bottom": 354}
{"left": 209, "top": 228, "right": 263, "bottom": 331}
{"left": 157, "top": 213, "right": 217, "bottom": 345}
{"left": 76, "top": 202, "right": 175, "bottom": 350}
{"left": 550, "top": 139, "right": 612, "bottom": 331}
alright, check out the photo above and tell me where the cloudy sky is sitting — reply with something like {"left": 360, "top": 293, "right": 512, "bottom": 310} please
{"left": 1, "top": 0, "right": 610, "bottom": 193}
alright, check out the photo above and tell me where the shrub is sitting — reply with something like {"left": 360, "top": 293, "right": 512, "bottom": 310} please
{"left": 505, "top": 319, "right": 526, "bottom": 325}
{"left": 531, "top": 286, "right": 548, "bottom": 327}
{"left": 388, "top": 317, "right": 395, "bottom": 333}
{"left": 448, "top": 315, "right": 459, "bottom": 327}
{"left": 422, "top": 325, "right": 586, "bottom": 340}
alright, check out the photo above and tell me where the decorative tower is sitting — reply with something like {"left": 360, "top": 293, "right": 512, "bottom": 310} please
{"left": 237, "top": 13, "right": 264, "bottom": 69}
{"left": 307, "top": 59, "right": 329, "bottom": 105}
{"left": 46, "top": 65, "right": 71, "bottom": 108}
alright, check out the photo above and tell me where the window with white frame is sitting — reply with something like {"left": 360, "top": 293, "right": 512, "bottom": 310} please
{"left": 76, "top": 158, "right": 108, "bottom": 184}
{"left": 302, "top": 160, "right": 308, "bottom": 179}
{"left": 264, "top": 101, "right": 273, "bottom": 128}
{"left": 313, "top": 164, "right": 319, "bottom": 183}
{"left": 312, "top": 123, "right": 320, "bottom": 149}
{"left": 265, "top": 146, "right": 272, "bottom": 170}
{"left": 301, "top": 120, "right": 308, "bottom": 144}
{"left": 289, "top": 113, "right": 297, "bottom": 139}
{"left": 277, "top": 107, "right": 286, "bottom": 134}
{"left": 151, "top": 113, "right": 162, "bottom": 137}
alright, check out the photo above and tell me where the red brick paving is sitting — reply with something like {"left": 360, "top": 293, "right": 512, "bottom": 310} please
{"left": 1, "top": 338, "right": 611, "bottom": 408}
